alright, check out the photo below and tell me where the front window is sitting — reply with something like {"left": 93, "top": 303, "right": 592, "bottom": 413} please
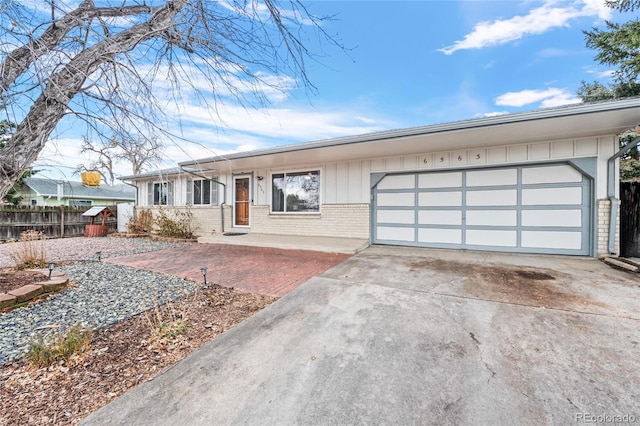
{"left": 271, "top": 171, "right": 320, "bottom": 213}
{"left": 147, "top": 181, "right": 173, "bottom": 206}
{"left": 154, "top": 183, "right": 168, "bottom": 205}
{"left": 190, "top": 178, "right": 218, "bottom": 205}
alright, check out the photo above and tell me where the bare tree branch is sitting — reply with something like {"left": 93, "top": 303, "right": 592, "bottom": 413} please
{"left": 0, "top": 0, "right": 342, "bottom": 198}
{"left": 0, "top": 1, "right": 154, "bottom": 93}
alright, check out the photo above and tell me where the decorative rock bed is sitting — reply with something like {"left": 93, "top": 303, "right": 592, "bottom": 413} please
{"left": 0, "top": 269, "right": 69, "bottom": 311}
{"left": 0, "top": 237, "right": 199, "bottom": 364}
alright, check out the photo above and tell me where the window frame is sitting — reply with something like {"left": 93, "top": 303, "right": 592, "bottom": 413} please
{"left": 186, "top": 177, "right": 219, "bottom": 206}
{"left": 147, "top": 181, "right": 174, "bottom": 206}
{"left": 270, "top": 169, "right": 321, "bottom": 214}
{"left": 69, "top": 199, "right": 92, "bottom": 207}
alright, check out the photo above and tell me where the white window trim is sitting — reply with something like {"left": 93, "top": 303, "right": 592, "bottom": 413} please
{"left": 269, "top": 169, "right": 322, "bottom": 214}
{"left": 147, "top": 180, "right": 174, "bottom": 206}
{"left": 186, "top": 176, "right": 219, "bottom": 206}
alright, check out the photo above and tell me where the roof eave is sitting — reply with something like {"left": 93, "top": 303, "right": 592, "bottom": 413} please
{"left": 179, "top": 98, "right": 640, "bottom": 167}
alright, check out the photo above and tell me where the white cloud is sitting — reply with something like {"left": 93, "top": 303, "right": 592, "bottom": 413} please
{"left": 33, "top": 100, "right": 388, "bottom": 180}
{"left": 217, "top": 0, "right": 316, "bottom": 26}
{"left": 355, "top": 116, "right": 378, "bottom": 124}
{"left": 480, "top": 111, "right": 509, "bottom": 118}
{"left": 162, "top": 100, "right": 385, "bottom": 142}
{"left": 583, "top": 65, "right": 616, "bottom": 79}
{"left": 439, "top": 0, "right": 612, "bottom": 55}
{"left": 495, "top": 88, "right": 581, "bottom": 108}
{"left": 134, "top": 61, "right": 297, "bottom": 105}
{"left": 540, "top": 93, "right": 582, "bottom": 108}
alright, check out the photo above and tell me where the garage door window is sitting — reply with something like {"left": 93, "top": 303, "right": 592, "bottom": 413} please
{"left": 272, "top": 171, "right": 320, "bottom": 213}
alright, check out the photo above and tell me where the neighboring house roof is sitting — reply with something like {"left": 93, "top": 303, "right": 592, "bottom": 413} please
{"left": 23, "top": 177, "right": 135, "bottom": 200}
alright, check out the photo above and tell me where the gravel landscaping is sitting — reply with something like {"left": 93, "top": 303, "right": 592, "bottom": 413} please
{"left": 0, "top": 237, "right": 199, "bottom": 365}
{"left": 0, "top": 236, "right": 189, "bottom": 268}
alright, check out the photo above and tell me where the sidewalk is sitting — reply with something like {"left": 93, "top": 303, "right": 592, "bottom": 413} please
{"left": 196, "top": 232, "right": 369, "bottom": 254}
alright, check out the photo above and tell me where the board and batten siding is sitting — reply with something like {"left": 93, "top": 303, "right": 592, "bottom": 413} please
{"left": 250, "top": 135, "right": 614, "bottom": 205}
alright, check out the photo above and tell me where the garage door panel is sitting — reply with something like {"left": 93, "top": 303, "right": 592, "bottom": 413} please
{"left": 418, "top": 172, "right": 462, "bottom": 188}
{"left": 418, "top": 210, "right": 462, "bottom": 225}
{"left": 373, "top": 163, "right": 591, "bottom": 255}
{"left": 522, "top": 187, "right": 581, "bottom": 205}
{"left": 522, "top": 165, "right": 583, "bottom": 184}
{"left": 466, "top": 210, "right": 517, "bottom": 226}
{"left": 521, "top": 231, "right": 582, "bottom": 250}
{"left": 377, "top": 174, "right": 415, "bottom": 190}
{"left": 466, "top": 230, "right": 517, "bottom": 247}
{"left": 377, "top": 226, "right": 415, "bottom": 242}
{"left": 377, "top": 192, "right": 415, "bottom": 207}
{"left": 466, "top": 168, "right": 517, "bottom": 187}
{"left": 521, "top": 210, "right": 581, "bottom": 227}
{"left": 419, "top": 191, "right": 462, "bottom": 207}
{"left": 377, "top": 210, "right": 415, "bottom": 224}
{"left": 418, "top": 228, "right": 462, "bottom": 244}
{"left": 466, "top": 190, "right": 517, "bottom": 206}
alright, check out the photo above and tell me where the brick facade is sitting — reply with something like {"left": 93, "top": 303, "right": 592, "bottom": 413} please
{"left": 596, "top": 199, "right": 620, "bottom": 257}
{"left": 247, "top": 204, "right": 370, "bottom": 239}
{"left": 139, "top": 204, "right": 370, "bottom": 240}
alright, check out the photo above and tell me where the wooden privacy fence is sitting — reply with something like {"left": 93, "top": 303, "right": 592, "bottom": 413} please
{"left": 0, "top": 205, "right": 118, "bottom": 241}
{"left": 620, "top": 182, "right": 640, "bottom": 258}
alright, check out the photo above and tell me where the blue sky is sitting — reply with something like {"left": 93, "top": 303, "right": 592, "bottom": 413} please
{"left": 34, "top": 0, "right": 636, "bottom": 181}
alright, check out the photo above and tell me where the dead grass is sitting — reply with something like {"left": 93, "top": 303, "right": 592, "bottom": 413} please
{"left": 8, "top": 230, "right": 48, "bottom": 270}
{"left": 26, "top": 326, "right": 92, "bottom": 369}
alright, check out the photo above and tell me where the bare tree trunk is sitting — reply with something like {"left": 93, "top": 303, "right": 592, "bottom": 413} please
{"left": 0, "top": 1, "right": 185, "bottom": 197}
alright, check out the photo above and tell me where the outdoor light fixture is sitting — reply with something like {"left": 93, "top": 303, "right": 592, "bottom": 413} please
{"left": 96, "top": 251, "right": 102, "bottom": 262}
{"left": 48, "top": 261, "right": 56, "bottom": 279}
{"left": 256, "top": 176, "right": 264, "bottom": 181}
{"left": 200, "top": 266, "right": 208, "bottom": 287}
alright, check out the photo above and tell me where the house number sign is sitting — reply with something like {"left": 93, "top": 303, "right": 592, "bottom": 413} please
{"left": 420, "top": 150, "right": 486, "bottom": 166}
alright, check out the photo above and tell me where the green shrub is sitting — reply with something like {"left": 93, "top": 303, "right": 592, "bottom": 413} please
{"left": 26, "top": 326, "right": 92, "bottom": 368}
{"left": 154, "top": 208, "right": 196, "bottom": 238}
{"left": 621, "top": 158, "right": 640, "bottom": 182}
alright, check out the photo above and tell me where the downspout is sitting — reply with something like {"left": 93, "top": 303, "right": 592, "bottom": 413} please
{"left": 607, "top": 136, "right": 640, "bottom": 254}
{"left": 180, "top": 166, "right": 227, "bottom": 233}
{"left": 119, "top": 179, "right": 138, "bottom": 205}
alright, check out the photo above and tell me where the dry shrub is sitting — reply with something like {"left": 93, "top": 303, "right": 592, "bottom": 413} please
{"left": 127, "top": 209, "right": 153, "bottom": 233}
{"left": 153, "top": 208, "right": 196, "bottom": 238}
{"left": 9, "top": 230, "right": 48, "bottom": 270}
{"left": 143, "top": 296, "right": 191, "bottom": 349}
{"left": 26, "top": 326, "right": 92, "bottom": 368}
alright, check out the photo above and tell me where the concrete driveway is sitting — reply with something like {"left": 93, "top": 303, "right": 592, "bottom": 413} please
{"left": 82, "top": 246, "right": 640, "bottom": 425}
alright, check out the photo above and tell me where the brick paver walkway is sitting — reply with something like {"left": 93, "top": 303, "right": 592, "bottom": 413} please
{"left": 107, "top": 243, "right": 351, "bottom": 297}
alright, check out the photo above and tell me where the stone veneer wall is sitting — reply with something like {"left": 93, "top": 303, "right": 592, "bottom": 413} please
{"left": 597, "top": 199, "right": 620, "bottom": 257}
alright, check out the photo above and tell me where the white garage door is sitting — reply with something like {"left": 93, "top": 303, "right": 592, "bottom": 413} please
{"left": 372, "top": 163, "right": 592, "bottom": 255}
